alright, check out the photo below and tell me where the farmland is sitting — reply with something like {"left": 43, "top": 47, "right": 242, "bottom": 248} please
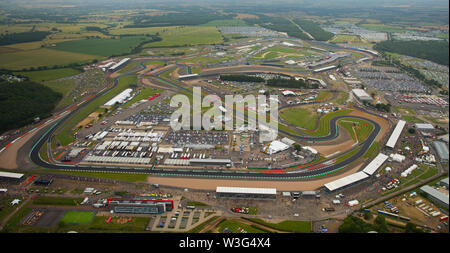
{"left": 0, "top": 48, "right": 98, "bottom": 70}
{"left": 15, "top": 68, "right": 81, "bottom": 82}
{"left": 51, "top": 36, "right": 150, "bottom": 57}
{"left": 143, "top": 26, "right": 223, "bottom": 48}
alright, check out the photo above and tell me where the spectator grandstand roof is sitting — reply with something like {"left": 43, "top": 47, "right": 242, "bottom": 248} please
{"left": 0, "top": 171, "right": 24, "bottom": 179}
{"left": 324, "top": 171, "right": 369, "bottom": 192}
{"left": 216, "top": 186, "right": 277, "bottom": 195}
{"left": 386, "top": 120, "right": 406, "bottom": 149}
{"left": 362, "top": 153, "right": 389, "bottom": 176}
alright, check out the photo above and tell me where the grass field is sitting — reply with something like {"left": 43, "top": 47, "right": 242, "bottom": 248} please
{"left": 60, "top": 211, "right": 95, "bottom": 225}
{"left": 15, "top": 68, "right": 81, "bottom": 82}
{"left": 338, "top": 118, "right": 374, "bottom": 142}
{"left": 402, "top": 115, "right": 425, "bottom": 123}
{"left": 306, "top": 109, "right": 353, "bottom": 136}
{"left": 143, "top": 26, "right": 223, "bottom": 48}
{"left": 330, "top": 35, "right": 363, "bottom": 44}
{"left": 0, "top": 48, "right": 98, "bottom": 70}
{"left": 217, "top": 219, "right": 267, "bottom": 233}
{"left": 32, "top": 196, "right": 83, "bottom": 206}
{"left": 122, "top": 87, "right": 162, "bottom": 109}
{"left": 315, "top": 90, "right": 332, "bottom": 101}
{"left": 359, "top": 24, "right": 405, "bottom": 33}
{"left": 279, "top": 107, "right": 319, "bottom": 130}
{"left": 0, "top": 197, "right": 17, "bottom": 222}
{"left": 363, "top": 141, "right": 380, "bottom": 159}
{"left": 38, "top": 168, "right": 149, "bottom": 182}
{"left": 200, "top": 19, "right": 248, "bottom": 27}
{"left": 56, "top": 74, "right": 137, "bottom": 146}
{"left": 118, "top": 61, "right": 141, "bottom": 74}
{"left": 51, "top": 36, "right": 148, "bottom": 57}
{"left": 244, "top": 218, "right": 311, "bottom": 233}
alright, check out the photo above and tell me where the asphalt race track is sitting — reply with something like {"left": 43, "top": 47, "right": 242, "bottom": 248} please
{"left": 28, "top": 62, "right": 383, "bottom": 181}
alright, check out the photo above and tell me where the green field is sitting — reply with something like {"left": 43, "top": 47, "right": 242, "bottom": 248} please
{"left": 201, "top": 19, "right": 248, "bottom": 27}
{"left": 307, "top": 109, "right": 353, "bottom": 137}
{"left": 402, "top": 115, "right": 425, "bottom": 123}
{"left": 186, "top": 201, "right": 209, "bottom": 207}
{"left": 122, "top": 87, "right": 162, "bottom": 109}
{"left": 279, "top": 107, "right": 319, "bottom": 130}
{"left": 315, "top": 90, "right": 331, "bottom": 101}
{"left": 15, "top": 68, "right": 81, "bottom": 82}
{"left": 118, "top": 61, "right": 141, "bottom": 74}
{"left": 0, "top": 197, "right": 18, "bottom": 222}
{"left": 217, "top": 219, "right": 267, "bottom": 233}
{"left": 60, "top": 211, "right": 95, "bottom": 225}
{"left": 330, "top": 35, "right": 363, "bottom": 44}
{"left": 143, "top": 26, "right": 223, "bottom": 48}
{"left": 244, "top": 218, "right": 311, "bottom": 233}
{"left": 359, "top": 24, "right": 404, "bottom": 33}
{"left": 51, "top": 36, "right": 148, "bottom": 57}
{"left": 338, "top": 118, "right": 374, "bottom": 142}
{"left": 32, "top": 196, "right": 83, "bottom": 206}
{"left": 37, "top": 168, "right": 149, "bottom": 182}
{"left": 0, "top": 48, "right": 98, "bottom": 70}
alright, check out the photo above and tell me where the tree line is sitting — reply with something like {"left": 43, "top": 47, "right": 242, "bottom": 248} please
{"left": 0, "top": 31, "right": 51, "bottom": 46}
{"left": 294, "top": 19, "right": 334, "bottom": 41}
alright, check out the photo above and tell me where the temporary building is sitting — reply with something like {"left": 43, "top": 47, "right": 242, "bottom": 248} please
{"left": 390, "top": 153, "right": 406, "bottom": 163}
{"left": 401, "top": 164, "right": 418, "bottom": 178}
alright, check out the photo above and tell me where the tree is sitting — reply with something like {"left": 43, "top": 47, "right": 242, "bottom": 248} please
{"left": 408, "top": 128, "right": 416, "bottom": 134}
{"left": 374, "top": 215, "right": 389, "bottom": 233}
{"left": 363, "top": 212, "right": 372, "bottom": 220}
{"left": 405, "top": 222, "right": 424, "bottom": 233}
{"left": 293, "top": 144, "right": 302, "bottom": 151}
{"left": 338, "top": 216, "right": 375, "bottom": 233}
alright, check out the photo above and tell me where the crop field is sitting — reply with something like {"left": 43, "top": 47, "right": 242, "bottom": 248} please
{"left": 0, "top": 48, "right": 98, "bottom": 70}
{"left": 143, "top": 26, "right": 223, "bottom": 48}
{"left": 51, "top": 36, "right": 148, "bottom": 57}
{"left": 14, "top": 68, "right": 81, "bottom": 82}
{"left": 60, "top": 211, "right": 95, "bottom": 225}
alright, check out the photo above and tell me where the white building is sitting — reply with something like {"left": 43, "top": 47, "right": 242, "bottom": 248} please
{"left": 263, "top": 140, "right": 290, "bottom": 155}
{"left": 352, "top": 89, "right": 373, "bottom": 103}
